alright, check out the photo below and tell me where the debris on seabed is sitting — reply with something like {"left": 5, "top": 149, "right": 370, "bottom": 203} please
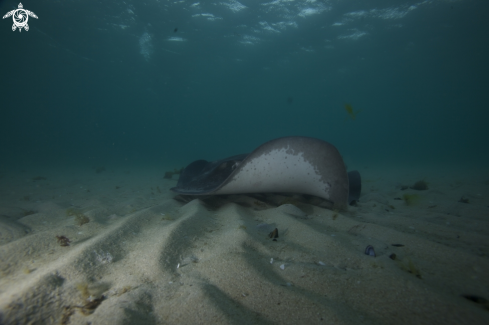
{"left": 56, "top": 236, "right": 71, "bottom": 247}
{"left": 270, "top": 258, "right": 274, "bottom": 264}
{"left": 364, "top": 245, "right": 376, "bottom": 257}
{"left": 280, "top": 264, "right": 285, "bottom": 270}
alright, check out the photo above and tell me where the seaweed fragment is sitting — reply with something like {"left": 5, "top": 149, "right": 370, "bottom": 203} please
{"left": 458, "top": 197, "right": 469, "bottom": 204}
{"left": 161, "top": 214, "right": 174, "bottom": 221}
{"left": 56, "top": 236, "right": 71, "bottom": 247}
{"left": 402, "top": 258, "right": 422, "bottom": 278}
{"left": 402, "top": 194, "right": 420, "bottom": 206}
{"left": 76, "top": 283, "right": 91, "bottom": 299}
{"left": 75, "top": 214, "right": 90, "bottom": 226}
{"left": 67, "top": 209, "right": 90, "bottom": 226}
{"left": 60, "top": 307, "right": 75, "bottom": 325}
{"left": 75, "top": 282, "right": 106, "bottom": 314}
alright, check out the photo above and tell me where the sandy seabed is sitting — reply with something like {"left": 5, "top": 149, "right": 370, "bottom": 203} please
{"left": 0, "top": 164, "right": 488, "bottom": 325}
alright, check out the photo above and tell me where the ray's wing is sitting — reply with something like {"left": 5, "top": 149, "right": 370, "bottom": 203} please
{"left": 26, "top": 10, "right": 38, "bottom": 19}
{"left": 2, "top": 10, "right": 15, "bottom": 19}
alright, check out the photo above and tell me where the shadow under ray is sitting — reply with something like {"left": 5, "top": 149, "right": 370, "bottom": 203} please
{"left": 236, "top": 239, "right": 378, "bottom": 324}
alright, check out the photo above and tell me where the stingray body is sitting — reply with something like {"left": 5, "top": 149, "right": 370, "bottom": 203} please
{"left": 171, "top": 137, "right": 358, "bottom": 210}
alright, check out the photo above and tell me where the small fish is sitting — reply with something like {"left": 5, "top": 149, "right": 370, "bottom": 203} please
{"left": 344, "top": 103, "right": 362, "bottom": 120}
{"left": 364, "top": 245, "right": 375, "bottom": 257}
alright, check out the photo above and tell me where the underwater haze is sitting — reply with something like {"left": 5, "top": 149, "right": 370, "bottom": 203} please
{"left": 1, "top": 0, "right": 488, "bottom": 170}
{"left": 2, "top": 1, "right": 489, "bottom": 324}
